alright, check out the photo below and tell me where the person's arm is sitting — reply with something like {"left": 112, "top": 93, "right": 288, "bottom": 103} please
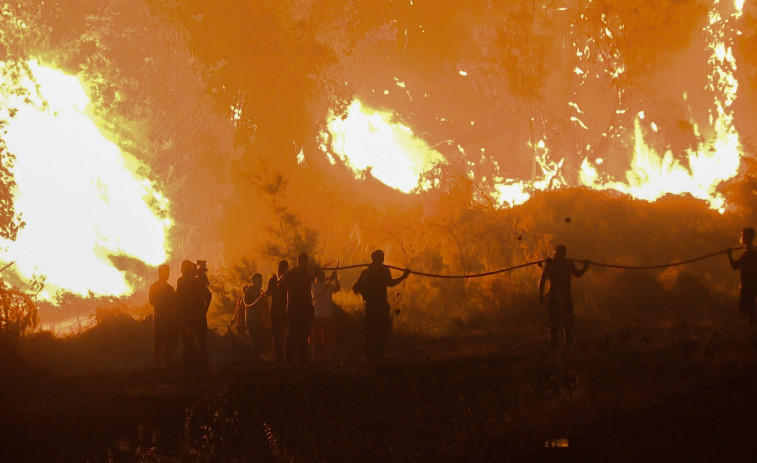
{"left": 265, "top": 276, "right": 277, "bottom": 297}
{"left": 249, "top": 290, "right": 267, "bottom": 308}
{"left": 728, "top": 249, "right": 740, "bottom": 270}
{"left": 330, "top": 271, "right": 341, "bottom": 292}
{"left": 203, "top": 285, "right": 212, "bottom": 313}
{"left": 352, "top": 269, "right": 368, "bottom": 297}
{"left": 230, "top": 297, "right": 240, "bottom": 325}
{"left": 278, "top": 271, "right": 290, "bottom": 290}
{"left": 388, "top": 267, "right": 411, "bottom": 287}
{"left": 538, "top": 266, "right": 548, "bottom": 306}
{"left": 572, "top": 260, "right": 590, "bottom": 278}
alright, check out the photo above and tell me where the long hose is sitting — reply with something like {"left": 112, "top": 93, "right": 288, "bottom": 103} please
{"left": 317, "top": 247, "right": 744, "bottom": 279}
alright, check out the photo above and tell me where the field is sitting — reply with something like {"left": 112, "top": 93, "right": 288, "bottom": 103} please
{"left": 3, "top": 308, "right": 757, "bottom": 463}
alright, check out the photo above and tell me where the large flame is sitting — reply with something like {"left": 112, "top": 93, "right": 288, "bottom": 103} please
{"left": 0, "top": 62, "right": 172, "bottom": 299}
{"left": 323, "top": 99, "right": 446, "bottom": 193}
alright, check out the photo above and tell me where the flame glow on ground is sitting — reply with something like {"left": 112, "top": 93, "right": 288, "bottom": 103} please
{"left": 0, "top": 62, "right": 172, "bottom": 299}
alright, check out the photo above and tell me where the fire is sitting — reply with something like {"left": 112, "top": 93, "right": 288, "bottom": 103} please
{"left": 0, "top": 62, "right": 172, "bottom": 299}
{"left": 323, "top": 99, "right": 445, "bottom": 193}
{"left": 323, "top": 2, "right": 744, "bottom": 214}
{"left": 579, "top": 0, "right": 742, "bottom": 213}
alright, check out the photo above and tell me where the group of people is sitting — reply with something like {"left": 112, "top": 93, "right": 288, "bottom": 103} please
{"left": 149, "top": 249, "right": 411, "bottom": 369}
{"left": 148, "top": 260, "right": 212, "bottom": 369}
{"left": 230, "top": 250, "right": 409, "bottom": 364}
{"left": 149, "top": 227, "right": 757, "bottom": 369}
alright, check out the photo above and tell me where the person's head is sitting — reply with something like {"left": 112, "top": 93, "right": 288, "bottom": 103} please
{"left": 297, "top": 252, "right": 309, "bottom": 267}
{"left": 553, "top": 244, "right": 568, "bottom": 259}
{"left": 277, "top": 259, "right": 289, "bottom": 275}
{"left": 370, "top": 249, "right": 385, "bottom": 264}
{"left": 314, "top": 269, "right": 326, "bottom": 282}
{"left": 742, "top": 228, "right": 755, "bottom": 246}
{"left": 181, "top": 260, "right": 196, "bottom": 277}
{"left": 157, "top": 264, "right": 170, "bottom": 281}
{"left": 251, "top": 272, "right": 263, "bottom": 288}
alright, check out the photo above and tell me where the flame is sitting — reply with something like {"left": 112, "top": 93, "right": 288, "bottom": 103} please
{"left": 323, "top": 2, "right": 743, "bottom": 212}
{"left": 499, "top": 0, "right": 744, "bottom": 211}
{"left": 322, "top": 99, "right": 445, "bottom": 193}
{"left": 0, "top": 62, "right": 172, "bottom": 299}
{"left": 578, "top": 0, "right": 742, "bottom": 212}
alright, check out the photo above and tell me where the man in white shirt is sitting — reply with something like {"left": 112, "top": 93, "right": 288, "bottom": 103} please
{"left": 311, "top": 269, "right": 340, "bottom": 360}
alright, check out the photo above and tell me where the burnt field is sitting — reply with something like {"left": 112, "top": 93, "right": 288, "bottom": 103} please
{"left": 3, "top": 313, "right": 757, "bottom": 462}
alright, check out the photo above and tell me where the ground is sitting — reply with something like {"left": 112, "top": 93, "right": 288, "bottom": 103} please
{"left": 2, "top": 316, "right": 757, "bottom": 462}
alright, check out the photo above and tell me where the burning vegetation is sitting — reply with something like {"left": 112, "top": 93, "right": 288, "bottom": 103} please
{"left": 1, "top": 0, "right": 757, "bottom": 460}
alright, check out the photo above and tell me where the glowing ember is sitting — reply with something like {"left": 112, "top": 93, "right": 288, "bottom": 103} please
{"left": 0, "top": 62, "right": 172, "bottom": 299}
{"left": 323, "top": 99, "right": 446, "bottom": 193}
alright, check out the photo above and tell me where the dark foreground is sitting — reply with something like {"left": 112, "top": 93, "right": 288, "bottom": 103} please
{"left": 3, "top": 319, "right": 757, "bottom": 462}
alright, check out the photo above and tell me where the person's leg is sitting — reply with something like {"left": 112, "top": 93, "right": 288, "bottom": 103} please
{"left": 310, "top": 318, "right": 322, "bottom": 361}
{"left": 286, "top": 326, "right": 296, "bottom": 364}
{"left": 375, "top": 314, "right": 391, "bottom": 359}
{"left": 364, "top": 318, "right": 376, "bottom": 361}
{"left": 563, "top": 300, "right": 575, "bottom": 349}
{"left": 749, "top": 303, "right": 757, "bottom": 348}
{"left": 197, "top": 320, "right": 208, "bottom": 368}
{"left": 246, "top": 322, "right": 258, "bottom": 359}
{"left": 740, "top": 291, "right": 757, "bottom": 347}
{"left": 271, "top": 318, "right": 285, "bottom": 363}
{"left": 322, "top": 318, "right": 334, "bottom": 356}
{"left": 548, "top": 300, "right": 562, "bottom": 350}
{"left": 153, "top": 323, "right": 162, "bottom": 369}
{"left": 178, "top": 323, "right": 196, "bottom": 367}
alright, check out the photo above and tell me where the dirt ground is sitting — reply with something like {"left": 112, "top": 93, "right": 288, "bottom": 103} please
{"left": 3, "top": 317, "right": 757, "bottom": 462}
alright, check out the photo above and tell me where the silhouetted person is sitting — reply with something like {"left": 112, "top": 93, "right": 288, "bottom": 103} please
{"left": 149, "top": 264, "right": 176, "bottom": 370}
{"left": 244, "top": 273, "right": 266, "bottom": 360}
{"left": 353, "top": 250, "right": 410, "bottom": 361}
{"left": 279, "top": 253, "right": 314, "bottom": 365}
{"left": 728, "top": 228, "right": 757, "bottom": 347}
{"left": 176, "top": 260, "right": 212, "bottom": 368}
{"left": 266, "top": 260, "right": 289, "bottom": 364}
{"left": 311, "top": 269, "right": 340, "bottom": 360}
{"left": 539, "top": 245, "right": 589, "bottom": 350}
{"left": 230, "top": 293, "right": 247, "bottom": 335}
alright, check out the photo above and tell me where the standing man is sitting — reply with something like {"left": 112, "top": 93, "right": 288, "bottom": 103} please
{"left": 266, "top": 260, "right": 289, "bottom": 364}
{"left": 728, "top": 228, "right": 757, "bottom": 347}
{"left": 311, "top": 269, "right": 340, "bottom": 360}
{"left": 279, "top": 253, "right": 314, "bottom": 365}
{"left": 176, "top": 260, "right": 212, "bottom": 368}
{"left": 149, "top": 264, "right": 176, "bottom": 370}
{"left": 538, "top": 244, "right": 589, "bottom": 351}
{"left": 243, "top": 273, "right": 266, "bottom": 360}
{"left": 353, "top": 250, "right": 410, "bottom": 361}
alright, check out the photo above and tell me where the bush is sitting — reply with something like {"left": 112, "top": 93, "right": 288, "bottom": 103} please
{"left": 0, "top": 286, "right": 38, "bottom": 340}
